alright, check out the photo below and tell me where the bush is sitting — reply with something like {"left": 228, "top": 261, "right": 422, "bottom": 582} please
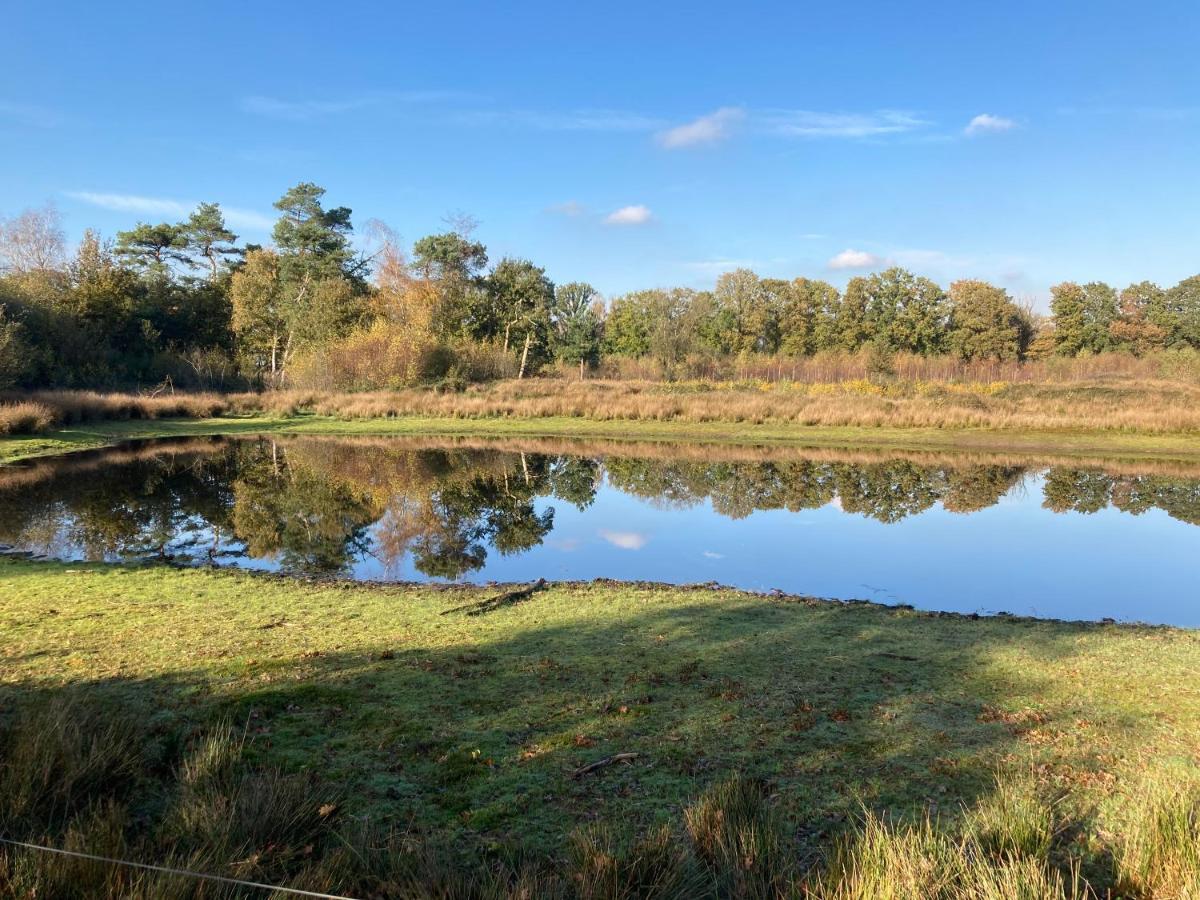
{"left": 0, "top": 400, "right": 56, "bottom": 435}
{"left": 418, "top": 344, "right": 457, "bottom": 381}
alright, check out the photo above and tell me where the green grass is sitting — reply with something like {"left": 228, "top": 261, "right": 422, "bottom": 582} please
{"left": 2, "top": 558, "right": 1199, "bottom": 895}
{"left": 5, "top": 412, "right": 1200, "bottom": 467}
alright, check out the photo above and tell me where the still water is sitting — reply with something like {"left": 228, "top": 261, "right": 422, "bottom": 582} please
{"left": 2, "top": 436, "right": 1198, "bottom": 625}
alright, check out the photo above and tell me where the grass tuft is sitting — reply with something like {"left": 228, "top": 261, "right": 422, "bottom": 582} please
{"left": 1114, "top": 780, "right": 1200, "bottom": 898}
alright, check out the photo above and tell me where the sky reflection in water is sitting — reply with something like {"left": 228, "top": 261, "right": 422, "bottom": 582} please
{"left": 1, "top": 436, "right": 1197, "bottom": 626}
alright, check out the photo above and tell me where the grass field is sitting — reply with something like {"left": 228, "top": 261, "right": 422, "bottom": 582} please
{"left": 2, "top": 558, "right": 1198, "bottom": 896}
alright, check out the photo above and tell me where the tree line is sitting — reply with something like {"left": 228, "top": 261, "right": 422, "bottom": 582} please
{"left": 2, "top": 183, "right": 1198, "bottom": 390}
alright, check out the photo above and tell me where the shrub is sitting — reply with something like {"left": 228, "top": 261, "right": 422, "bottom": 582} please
{"left": 0, "top": 400, "right": 56, "bottom": 435}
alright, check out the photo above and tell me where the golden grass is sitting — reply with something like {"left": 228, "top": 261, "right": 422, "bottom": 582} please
{"left": 294, "top": 377, "right": 1200, "bottom": 434}
{"left": 0, "top": 390, "right": 231, "bottom": 427}
{"left": 5, "top": 371, "right": 1200, "bottom": 440}
{"left": 576, "top": 348, "right": 1200, "bottom": 385}
{"left": 0, "top": 401, "right": 55, "bottom": 435}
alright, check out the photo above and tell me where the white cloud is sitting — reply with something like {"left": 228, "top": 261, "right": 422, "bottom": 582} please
{"left": 828, "top": 249, "right": 883, "bottom": 270}
{"left": 66, "top": 192, "right": 189, "bottom": 217}
{"left": 241, "top": 95, "right": 375, "bottom": 119}
{"left": 657, "top": 107, "right": 745, "bottom": 148}
{"left": 604, "top": 205, "right": 652, "bottom": 226}
{"left": 454, "top": 108, "right": 664, "bottom": 132}
{"left": 220, "top": 207, "right": 277, "bottom": 231}
{"left": 599, "top": 530, "right": 648, "bottom": 550}
{"left": 764, "top": 109, "right": 928, "bottom": 138}
{"left": 240, "top": 90, "right": 472, "bottom": 121}
{"left": 964, "top": 113, "right": 1016, "bottom": 136}
{"left": 546, "top": 200, "right": 586, "bottom": 217}
{"left": 65, "top": 192, "right": 274, "bottom": 232}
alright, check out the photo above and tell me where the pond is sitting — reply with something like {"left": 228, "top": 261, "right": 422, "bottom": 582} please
{"left": 2, "top": 435, "right": 1198, "bottom": 625}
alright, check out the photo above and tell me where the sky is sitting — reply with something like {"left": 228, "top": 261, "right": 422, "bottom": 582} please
{"left": 2, "top": 0, "right": 1199, "bottom": 308}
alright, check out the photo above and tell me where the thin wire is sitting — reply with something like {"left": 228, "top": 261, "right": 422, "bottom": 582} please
{"left": 0, "top": 836, "right": 358, "bottom": 899}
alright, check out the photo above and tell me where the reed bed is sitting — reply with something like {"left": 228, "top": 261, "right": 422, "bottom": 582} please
{"left": 574, "top": 348, "right": 1200, "bottom": 385}
{"left": 298, "top": 377, "right": 1200, "bottom": 434}
{"left": 4, "top": 371, "right": 1200, "bottom": 439}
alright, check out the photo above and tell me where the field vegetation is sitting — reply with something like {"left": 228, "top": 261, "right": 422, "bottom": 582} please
{"left": 4, "top": 371, "right": 1200, "bottom": 447}
{"left": 1, "top": 559, "right": 1198, "bottom": 897}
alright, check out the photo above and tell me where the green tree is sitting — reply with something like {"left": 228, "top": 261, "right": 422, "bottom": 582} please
{"left": 411, "top": 231, "right": 489, "bottom": 338}
{"left": 551, "top": 282, "right": 601, "bottom": 374}
{"left": 0, "top": 304, "right": 31, "bottom": 388}
{"left": 947, "top": 279, "right": 1028, "bottom": 361}
{"left": 860, "top": 268, "right": 949, "bottom": 354}
{"left": 602, "top": 291, "right": 654, "bottom": 357}
{"left": 182, "top": 202, "right": 241, "bottom": 279}
{"left": 485, "top": 258, "right": 555, "bottom": 375}
{"left": 601, "top": 288, "right": 703, "bottom": 376}
{"left": 1050, "top": 281, "right": 1118, "bottom": 355}
{"left": 272, "top": 182, "right": 354, "bottom": 280}
{"left": 1164, "top": 275, "right": 1200, "bottom": 349}
{"left": 712, "top": 269, "right": 779, "bottom": 354}
{"left": 68, "top": 232, "right": 137, "bottom": 330}
{"left": 778, "top": 277, "right": 840, "bottom": 355}
{"left": 1109, "top": 281, "right": 1168, "bottom": 355}
{"left": 412, "top": 231, "right": 488, "bottom": 281}
{"left": 229, "top": 249, "right": 287, "bottom": 379}
{"left": 114, "top": 222, "right": 188, "bottom": 277}
{"left": 837, "top": 277, "right": 872, "bottom": 351}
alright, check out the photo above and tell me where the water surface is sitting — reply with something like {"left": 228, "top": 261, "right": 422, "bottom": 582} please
{"left": 2, "top": 436, "right": 1198, "bottom": 625}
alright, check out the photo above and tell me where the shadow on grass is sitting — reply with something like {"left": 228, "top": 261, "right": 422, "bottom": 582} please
{"left": 0, "top": 579, "right": 1134, "bottom": 867}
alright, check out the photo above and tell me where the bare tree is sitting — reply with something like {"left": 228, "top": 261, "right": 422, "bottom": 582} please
{"left": 0, "top": 204, "right": 67, "bottom": 274}
{"left": 440, "top": 209, "right": 480, "bottom": 237}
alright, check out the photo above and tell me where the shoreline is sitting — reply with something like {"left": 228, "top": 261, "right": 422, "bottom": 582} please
{"left": 0, "top": 556, "right": 1182, "bottom": 632}
{"left": 4, "top": 412, "right": 1200, "bottom": 467}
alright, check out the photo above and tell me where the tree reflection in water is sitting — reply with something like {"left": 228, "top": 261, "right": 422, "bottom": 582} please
{"left": 1, "top": 436, "right": 1197, "bottom": 578}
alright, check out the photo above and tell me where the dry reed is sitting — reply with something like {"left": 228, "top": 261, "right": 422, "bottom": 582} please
{"left": 3, "top": 366, "right": 1200, "bottom": 439}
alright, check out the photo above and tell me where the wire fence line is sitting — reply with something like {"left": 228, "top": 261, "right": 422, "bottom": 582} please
{"left": 0, "top": 836, "right": 359, "bottom": 899}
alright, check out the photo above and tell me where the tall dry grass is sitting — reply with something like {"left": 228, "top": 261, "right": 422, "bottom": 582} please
{"left": 5, "top": 363, "right": 1200, "bottom": 439}
{"left": 0, "top": 391, "right": 232, "bottom": 430}
{"left": 0, "top": 401, "right": 55, "bottom": 435}
{"left": 570, "top": 348, "right": 1200, "bottom": 385}
{"left": 294, "top": 377, "right": 1200, "bottom": 434}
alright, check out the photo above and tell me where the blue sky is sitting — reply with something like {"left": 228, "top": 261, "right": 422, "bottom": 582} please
{"left": 3, "top": 0, "right": 1198, "bottom": 307}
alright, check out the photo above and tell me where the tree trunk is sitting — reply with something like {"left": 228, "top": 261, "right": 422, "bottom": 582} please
{"left": 579, "top": 358, "right": 585, "bottom": 380}
{"left": 518, "top": 332, "right": 532, "bottom": 379}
